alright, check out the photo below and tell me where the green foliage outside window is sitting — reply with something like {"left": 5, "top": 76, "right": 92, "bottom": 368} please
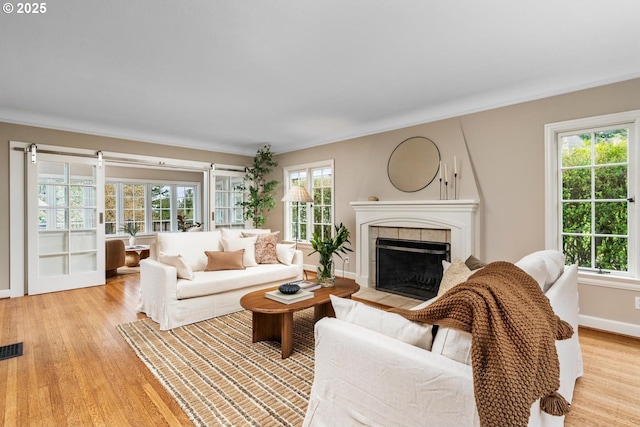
{"left": 561, "top": 129, "right": 628, "bottom": 271}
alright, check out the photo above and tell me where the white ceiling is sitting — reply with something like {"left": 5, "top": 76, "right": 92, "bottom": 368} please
{"left": 2, "top": 1, "right": 640, "bottom": 156}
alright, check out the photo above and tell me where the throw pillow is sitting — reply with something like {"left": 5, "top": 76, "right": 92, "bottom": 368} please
{"left": 241, "top": 231, "right": 280, "bottom": 264}
{"left": 204, "top": 250, "right": 246, "bottom": 271}
{"left": 437, "top": 258, "right": 474, "bottom": 298}
{"left": 158, "top": 252, "right": 194, "bottom": 280}
{"left": 331, "top": 295, "right": 433, "bottom": 350}
{"left": 515, "top": 256, "right": 547, "bottom": 291}
{"left": 276, "top": 243, "right": 296, "bottom": 265}
{"left": 465, "top": 254, "right": 486, "bottom": 270}
{"left": 535, "top": 250, "right": 565, "bottom": 290}
{"left": 221, "top": 236, "right": 258, "bottom": 267}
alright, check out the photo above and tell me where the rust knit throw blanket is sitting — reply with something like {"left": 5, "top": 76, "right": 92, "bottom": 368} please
{"left": 390, "top": 261, "right": 573, "bottom": 427}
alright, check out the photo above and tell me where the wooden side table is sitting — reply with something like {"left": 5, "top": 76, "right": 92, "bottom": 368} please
{"left": 124, "top": 245, "right": 150, "bottom": 267}
{"left": 240, "top": 278, "right": 359, "bottom": 358}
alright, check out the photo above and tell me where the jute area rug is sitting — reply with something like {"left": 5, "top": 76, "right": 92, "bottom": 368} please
{"left": 117, "top": 309, "right": 315, "bottom": 427}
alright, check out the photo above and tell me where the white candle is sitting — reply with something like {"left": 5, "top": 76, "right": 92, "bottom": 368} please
{"left": 454, "top": 156, "right": 457, "bottom": 175}
{"left": 444, "top": 163, "right": 448, "bottom": 183}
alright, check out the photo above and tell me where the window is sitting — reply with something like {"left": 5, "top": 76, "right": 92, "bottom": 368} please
{"left": 176, "top": 185, "right": 197, "bottom": 230}
{"left": 105, "top": 183, "right": 117, "bottom": 234}
{"left": 123, "top": 183, "right": 146, "bottom": 233}
{"left": 151, "top": 185, "right": 171, "bottom": 232}
{"left": 105, "top": 181, "right": 200, "bottom": 235}
{"left": 284, "top": 160, "right": 334, "bottom": 242}
{"left": 214, "top": 173, "right": 245, "bottom": 229}
{"left": 546, "top": 110, "right": 640, "bottom": 278}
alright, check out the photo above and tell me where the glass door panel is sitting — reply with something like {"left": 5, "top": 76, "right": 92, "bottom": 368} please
{"left": 28, "top": 153, "right": 105, "bottom": 295}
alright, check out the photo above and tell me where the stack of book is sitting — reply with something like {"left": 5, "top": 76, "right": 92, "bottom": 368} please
{"left": 265, "top": 288, "right": 314, "bottom": 304}
{"left": 297, "top": 280, "right": 322, "bottom": 291}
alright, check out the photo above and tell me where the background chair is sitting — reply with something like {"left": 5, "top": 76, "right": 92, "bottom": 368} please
{"left": 105, "top": 240, "right": 125, "bottom": 278}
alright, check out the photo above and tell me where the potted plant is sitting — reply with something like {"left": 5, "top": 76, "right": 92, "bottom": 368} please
{"left": 121, "top": 222, "right": 140, "bottom": 246}
{"left": 237, "top": 145, "right": 280, "bottom": 228}
{"left": 309, "top": 223, "right": 353, "bottom": 287}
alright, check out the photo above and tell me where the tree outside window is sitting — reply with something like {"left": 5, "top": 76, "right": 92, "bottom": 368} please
{"left": 105, "top": 181, "right": 201, "bottom": 235}
{"left": 105, "top": 183, "right": 117, "bottom": 234}
{"left": 123, "top": 184, "right": 146, "bottom": 233}
{"left": 561, "top": 128, "right": 629, "bottom": 272}
{"left": 176, "top": 185, "right": 196, "bottom": 230}
{"left": 151, "top": 185, "right": 171, "bottom": 232}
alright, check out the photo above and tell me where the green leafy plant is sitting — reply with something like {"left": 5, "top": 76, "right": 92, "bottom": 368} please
{"left": 238, "top": 145, "right": 279, "bottom": 228}
{"left": 309, "top": 223, "right": 353, "bottom": 285}
{"left": 120, "top": 222, "right": 140, "bottom": 236}
{"left": 177, "top": 215, "right": 202, "bottom": 232}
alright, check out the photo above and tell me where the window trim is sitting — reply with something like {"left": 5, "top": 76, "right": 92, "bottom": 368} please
{"left": 283, "top": 159, "right": 335, "bottom": 243}
{"left": 545, "top": 109, "right": 640, "bottom": 283}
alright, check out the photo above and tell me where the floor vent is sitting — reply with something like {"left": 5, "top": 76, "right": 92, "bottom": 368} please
{"left": 0, "top": 342, "right": 23, "bottom": 361}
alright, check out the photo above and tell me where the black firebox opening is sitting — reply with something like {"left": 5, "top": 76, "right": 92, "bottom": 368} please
{"left": 376, "top": 238, "right": 450, "bottom": 300}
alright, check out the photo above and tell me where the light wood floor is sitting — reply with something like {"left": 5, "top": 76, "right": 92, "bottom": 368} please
{"left": 0, "top": 272, "right": 639, "bottom": 426}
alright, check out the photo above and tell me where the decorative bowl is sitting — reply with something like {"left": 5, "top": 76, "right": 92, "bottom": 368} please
{"left": 278, "top": 283, "right": 300, "bottom": 294}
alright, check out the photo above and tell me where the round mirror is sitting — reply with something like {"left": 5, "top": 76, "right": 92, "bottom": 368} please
{"left": 387, "top": 137, "right": 440, "bottom": 192}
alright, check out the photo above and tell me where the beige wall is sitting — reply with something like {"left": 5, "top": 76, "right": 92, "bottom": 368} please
{"left": 0, "top": 122, "right": 251, "bottom": 292}
{"left": 268, "top": 77, "right": 640, "bottom": 333}
{"left": 3, "top": 78, "right": 640, "bottom": 333}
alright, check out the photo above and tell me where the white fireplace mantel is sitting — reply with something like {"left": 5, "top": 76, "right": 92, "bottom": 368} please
{"left": 351, "top": 199, "right": 480, "bottom": 287}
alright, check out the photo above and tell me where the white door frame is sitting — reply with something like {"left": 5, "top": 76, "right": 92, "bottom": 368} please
{"left": 27, "top": 151, "right": 105, "bottom": 295}
{"left": 8, "top": 142, "right": 220, "bottom": 296}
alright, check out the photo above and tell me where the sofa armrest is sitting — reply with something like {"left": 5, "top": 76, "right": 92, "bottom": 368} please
{"left": 303, "top": 318, "right": 479, "bottom": 427}
{"left": 138, "top": 258, "right": 179, "bottom": 330}
{"left": 292, "top": 249, "right": 304, "bottom": 279}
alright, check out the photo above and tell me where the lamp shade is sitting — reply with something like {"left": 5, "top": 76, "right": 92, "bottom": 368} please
{"left": 281, "top": 186, "right": 313, "bottom": 203}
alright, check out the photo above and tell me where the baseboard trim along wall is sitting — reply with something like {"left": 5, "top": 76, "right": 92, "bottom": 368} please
{"left": 579, "top": 314, "right": 640, "bottom": 338}
{"left": 0, "top": 289, "right": 12, "bottom": 299}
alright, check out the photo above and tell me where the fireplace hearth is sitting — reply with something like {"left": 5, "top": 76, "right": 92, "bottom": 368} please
{"left": 376, "top": 238, "right": 450, "bottom": 300}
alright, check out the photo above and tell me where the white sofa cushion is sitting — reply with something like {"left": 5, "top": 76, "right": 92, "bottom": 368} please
{"left": 156, "top": 230, "right": 222, "bottom": 272}
{"left": 427, "top": 258, "right": 476, "bottom": 364}
{"left": 176, "top": 263, "right": 299, "bottom": 299}
{"left": 515, "top": 255, "right": 547, "bottom": 290}
{"left": 276, "top": 243, "right": 296, "bottom": 265}
{"left": 220, "top": 228, "right": 271, "bottom": 239}
{"left": 516, "top": 250, "right": 565, "bottom": 291}
{"left": 221, "top": 236, "right": 258, "bottom": 267}
{"left": 158, "top": 252, "right": 194, "bottom": 280}
{"left": 431, "top": 328, "right": 473, "bottom": 365}
{"left": 330, "top": 295, "right": 433, "bottom": 350}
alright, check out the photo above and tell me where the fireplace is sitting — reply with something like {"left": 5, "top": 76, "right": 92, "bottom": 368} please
{"left": 376, "top": 238, "right": 450, "bottom": 300}
{"left": 351, "top": 200, "right": 480, "bottom": 289}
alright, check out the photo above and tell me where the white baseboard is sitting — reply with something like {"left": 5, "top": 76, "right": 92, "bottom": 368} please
{"left": 0, "top": 289, "right": 12, "bottom": 299}
{"left": 579, "top": 314, "right": 640, "bottom": 338}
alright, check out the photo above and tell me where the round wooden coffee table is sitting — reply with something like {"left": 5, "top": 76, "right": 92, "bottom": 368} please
{"left": 240, "top": 278, "right": 359, "bottom": 358}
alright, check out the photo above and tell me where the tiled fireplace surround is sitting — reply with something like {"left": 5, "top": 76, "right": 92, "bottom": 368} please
{"left": 368, "top": 226, "right": 451, "bottom": 289}
{"left": 351, "top": 200, "right": 480, "bottom": 291}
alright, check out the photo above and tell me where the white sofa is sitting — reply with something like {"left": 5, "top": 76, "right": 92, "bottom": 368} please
{"left": 303, "top": 251, "right": 583, "bottom": 427}
{"left": 137, "top": 229, "right": 303, "bottom": 330}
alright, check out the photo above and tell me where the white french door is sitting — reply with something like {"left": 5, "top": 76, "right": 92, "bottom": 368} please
{"left": 27, "top": 153, "right": 105, "bottom": 295}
